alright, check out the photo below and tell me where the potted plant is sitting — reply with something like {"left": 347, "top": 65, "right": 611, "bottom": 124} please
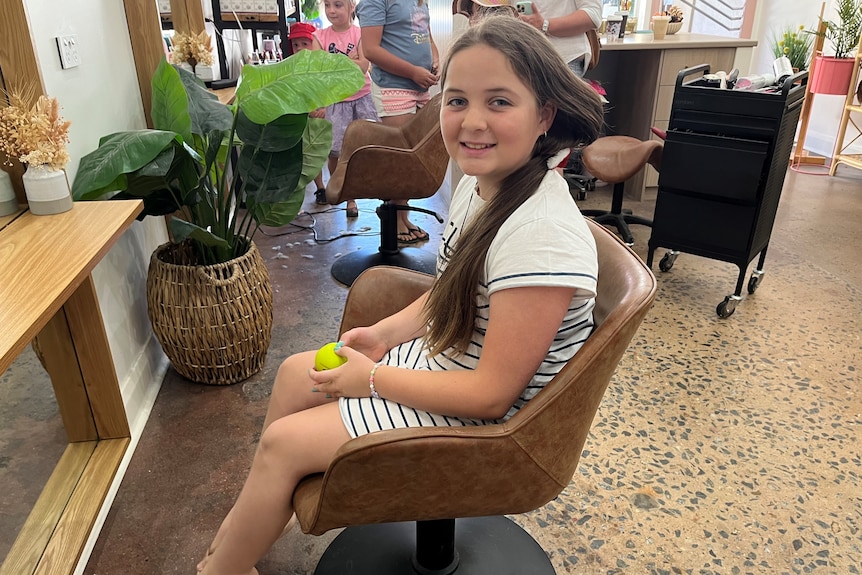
{"left": 72, "top": 51, "right": 364, "bottom": 384}
{"left": 659, "top": 4, "right": 685, "bottom": 35}
{"left": 808, "top": 0, "right": 862, "bottom": 95}
{"left": 771, "top": 25, "right": 814, "bottom": 71}
{"left": 0, "top": 91, "right": 74, "bottom": 215}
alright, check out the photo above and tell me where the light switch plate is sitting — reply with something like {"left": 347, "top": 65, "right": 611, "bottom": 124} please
{"left": 56, "top": 35, "right": 80, "bottom": 69}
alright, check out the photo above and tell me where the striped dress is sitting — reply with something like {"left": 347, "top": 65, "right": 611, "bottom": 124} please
{"left": 339, "top": 171, "right": 598, "bottom": 438}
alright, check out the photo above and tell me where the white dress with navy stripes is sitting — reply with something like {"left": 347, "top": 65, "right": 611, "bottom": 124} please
{"left": 339, "top": 171, "right": 598, "bottom": 438}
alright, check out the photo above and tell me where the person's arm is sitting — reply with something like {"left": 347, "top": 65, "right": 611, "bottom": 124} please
{"left": 352, "top": 39, "right": 371, "bottom": 74}
{"left": 521, "top": 0, "right": 602, "bottom": 37}
{"left": 430, "top": 32, "right": 440, "bottom": 75}
{"left": 317, "top": 285, "right": 576, "bottom": 421}
{"left": 361, "top": 25, "right": 437, "bottom": 89}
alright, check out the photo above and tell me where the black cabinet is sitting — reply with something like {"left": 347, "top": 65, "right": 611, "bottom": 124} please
{"left": 646, "top": 65, "right": 807, "bottom": 317}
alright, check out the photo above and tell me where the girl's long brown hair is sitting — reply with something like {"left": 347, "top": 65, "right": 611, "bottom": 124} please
{"left": 422, "top": 16, "right": 604, "bottom": 357}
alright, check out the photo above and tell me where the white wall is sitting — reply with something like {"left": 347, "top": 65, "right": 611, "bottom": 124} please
{"left": 22, "top": 1, "right": 169, "bottom": 570}
{"left": 751, "top": 0, "right": 861, "bottom": 157}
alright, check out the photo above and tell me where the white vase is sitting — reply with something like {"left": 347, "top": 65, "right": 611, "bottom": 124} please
{"left": 22, "top": 164, "right": 74, "bottom": 216}
{"left": 0, "top": 169, "right": 18, "bottom": 216}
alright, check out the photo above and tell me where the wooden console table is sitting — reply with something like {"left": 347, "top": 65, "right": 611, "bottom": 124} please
{"left": 0, "top": 200, "right": 143, "bottom": 575}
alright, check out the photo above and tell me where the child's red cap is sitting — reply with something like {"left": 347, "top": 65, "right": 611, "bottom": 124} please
{"left": 290, "top": 22, "right": 316, "bottom": 42}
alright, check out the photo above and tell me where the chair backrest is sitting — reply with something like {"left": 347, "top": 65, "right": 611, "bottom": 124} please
{"left": 326, "top": 94, "right": 448, "bottom": 204}
{"left": 294, "top": 220, "right": 656, "bottom": 534}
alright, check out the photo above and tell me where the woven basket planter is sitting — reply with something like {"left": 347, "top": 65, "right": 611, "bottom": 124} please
{"left": 146, "top": 240, "right": 273, "bottom": 385}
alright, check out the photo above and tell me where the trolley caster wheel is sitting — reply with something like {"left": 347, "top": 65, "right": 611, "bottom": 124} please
{"left": 577, "top": 190, "right": 586, "bottom": 201}
{"left": 716, "top": 296, "right": 739, "bottom": 318}
{"left": 586, "top": 179, "right": 596, "bottom": 192}
{"left": 747, "top": 271, "right": 764, "bottom": 294}
{"left": 658, "top": 252, "right": 678, "bottom": 272}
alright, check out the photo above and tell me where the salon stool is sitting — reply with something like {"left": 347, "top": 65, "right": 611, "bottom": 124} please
{"left": 580, "top": 136, "right": 663, "bottom": 245}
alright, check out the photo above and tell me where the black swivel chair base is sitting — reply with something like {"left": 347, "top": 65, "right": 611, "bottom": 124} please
{"left": 330, "top": 200, "right": 442, "bottom": 286}
{"left": 331, "top": 248, "right": 437, "bottom": 286}
{"left": 313, "top": 517, "right": 556, "bottom": 575}
{"left": 580, "top": 182, "right": 652, "bottom": 245}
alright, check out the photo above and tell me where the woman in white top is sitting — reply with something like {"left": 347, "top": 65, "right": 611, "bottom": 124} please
{"left": 519, "top": 0, "right": 602, "bottom": 76}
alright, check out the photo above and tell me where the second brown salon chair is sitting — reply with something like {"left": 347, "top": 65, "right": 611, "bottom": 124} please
{"left": 581, "top": 135, "right": 663, "bottom": 246}
{"left": 293, "top": 219, "right": 657, "bottom": 574}
{"left": 326, "top": 94, "right": 449, "bottom": 286}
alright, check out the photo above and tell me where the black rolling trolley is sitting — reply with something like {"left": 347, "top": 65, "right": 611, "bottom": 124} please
{"left": 646, "top": 65, "right": 807, "bottom": 318}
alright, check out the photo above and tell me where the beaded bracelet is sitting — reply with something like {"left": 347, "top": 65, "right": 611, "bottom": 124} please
{"left": 369, "top": 361, "right": 383, "bottom": 399}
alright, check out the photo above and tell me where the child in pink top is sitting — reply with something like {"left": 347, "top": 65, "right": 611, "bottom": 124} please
{"left": 312, "top": 0, "right": 379, "bottom": 218}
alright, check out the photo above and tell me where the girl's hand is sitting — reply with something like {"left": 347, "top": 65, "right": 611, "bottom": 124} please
{"left": 308, "top": 345, "right": 376, "bottom": 399}
{"left": 340, "top": 326, "right": 389, "bottom": 362}
{"left": 310, "top": 107, "right": 326, "bottom": 119}
{"left": 412, "top": 65, "right": 439, "bottom": 90}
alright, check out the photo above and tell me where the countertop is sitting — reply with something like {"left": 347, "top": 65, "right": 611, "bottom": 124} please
{"left": 600, "top": 32, "right": 758, "bottom": 51}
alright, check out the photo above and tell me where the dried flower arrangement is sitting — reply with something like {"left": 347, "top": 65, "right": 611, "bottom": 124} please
{"left": 0, "top": 90, "right": 71, "bottom": 170}
{"left": 659, "top": 5, "right": 684, "bottom": 23}
{"left": 170, "top": 30, "right": 214, "bottom": 69}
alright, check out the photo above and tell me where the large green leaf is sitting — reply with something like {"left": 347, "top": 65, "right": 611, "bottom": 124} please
{"left": 176, "top": 65, "right": 234, "bottom": 137}
{"left": 235, "top": 50, "right": 365, "bottom": 124}
{"left": 236, "top": 110, "right": 307, "bottom": 153}
{"left": 295, "top": 118, "right": 332, "bottom": 192}
{"left": 150, "top": 58, "right": 192, "bottom": 143}
{"left": 72, "top": 131, "right": 180, "bottom": 200}
{"left": 169, "top": 218, "right": 232, "bottom": 256}
{"left": 237, "top": 142, "right": 304, "bottom": 205}
{"left": 251, "top": 187, "right": 307, "bottom": 228}
{"left": 246, "top": 120, "right": 331, "bottom": 228}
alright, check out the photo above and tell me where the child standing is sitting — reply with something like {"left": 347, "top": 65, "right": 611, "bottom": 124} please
{"left": 356, "top": 0, "right": 440, "bottom": 244}
{"left": 287, "top": 22, "right": 331, "bottom": 207}
{"left": 314, "top": 0, "right": 379, "bottom": 218}
{"left": 197, "top": 16, "right": 603, "bottom": 575}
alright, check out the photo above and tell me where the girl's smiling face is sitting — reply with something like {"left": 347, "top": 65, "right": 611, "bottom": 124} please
{"left": 441, "top": 44, "right": 554, "bottom": 198}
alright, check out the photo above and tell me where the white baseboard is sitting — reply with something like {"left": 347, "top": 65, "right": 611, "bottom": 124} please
{"left": 74, "top": 335, "right": 168, "bottom": 575}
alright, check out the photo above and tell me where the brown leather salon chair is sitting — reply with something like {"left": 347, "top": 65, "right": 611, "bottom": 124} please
{"left": 293, "top": 219, "right": 657, "bottom": 574}
{"left": 326, "top": 93, "right": 449, "bottom": 286}
{"left": 581, "top": 135, "right": 663, "bottom": 246}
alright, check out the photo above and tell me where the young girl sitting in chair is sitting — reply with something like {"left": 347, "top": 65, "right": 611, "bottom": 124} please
{"left": 197, "top": 15, "right": 603, "bottom": 575}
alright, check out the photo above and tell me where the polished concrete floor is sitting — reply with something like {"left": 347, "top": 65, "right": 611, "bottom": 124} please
{"left": 3, "top": 163, "right": 861, "bottom": 574}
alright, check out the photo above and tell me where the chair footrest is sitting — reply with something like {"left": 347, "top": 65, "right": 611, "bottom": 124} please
{"left": 331, "top": 248, "right": 436, "bottom": 286}
{"left": 313, "top": 516, "right": 554, "bottom": 575}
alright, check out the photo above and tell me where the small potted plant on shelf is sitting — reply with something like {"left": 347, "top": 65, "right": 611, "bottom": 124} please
{"left": 771, "top": 25, "right": 814, "bottom": 71}
{"left": 0, "top": 90, "right": 73, "bottom": 215}
{"left": 72, "top": 51, "right": 364, "bottom": 385}
{"left": 808, "top": 0, "right": 862, "bottom": 95}
{"left": 659, "top": 5, "right": 685, "bottom": 35}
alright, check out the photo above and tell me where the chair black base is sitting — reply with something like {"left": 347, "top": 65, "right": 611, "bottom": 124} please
{"left": 313, "top": 517, "right": 555, "bottom": 575}
{"left": 581, "top": 182, "right": 652, "bottom": 245}
{"left": 331, "top": 248, "right": 437, "bottom": 286}
{"left": 330, "top": 199, "right": 441, "bottom": 286}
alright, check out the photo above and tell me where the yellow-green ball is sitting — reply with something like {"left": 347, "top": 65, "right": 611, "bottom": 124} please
{"left": 315, "top": 342, "right": 347, "bottom": 371}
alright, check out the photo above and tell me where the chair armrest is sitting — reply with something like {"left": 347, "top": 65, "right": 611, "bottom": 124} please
{"left": 339, "top": 266, "right": 434, "bottom": 333}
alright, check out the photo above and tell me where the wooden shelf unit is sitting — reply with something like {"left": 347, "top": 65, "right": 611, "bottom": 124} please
{"left": 829, "top": 32, "right": 862, "bottom": 175}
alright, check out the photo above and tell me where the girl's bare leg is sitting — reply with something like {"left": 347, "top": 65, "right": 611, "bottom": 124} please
{"left": 201, "top": 401, "right": 350, "bottom": 575}
{"left": 199, "top": 351, "right": 342, "bottom": 573}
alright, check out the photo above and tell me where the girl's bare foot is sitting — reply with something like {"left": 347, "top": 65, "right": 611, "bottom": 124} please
{"left": 197, "top": 515, "right": 296, "bottom": 572}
